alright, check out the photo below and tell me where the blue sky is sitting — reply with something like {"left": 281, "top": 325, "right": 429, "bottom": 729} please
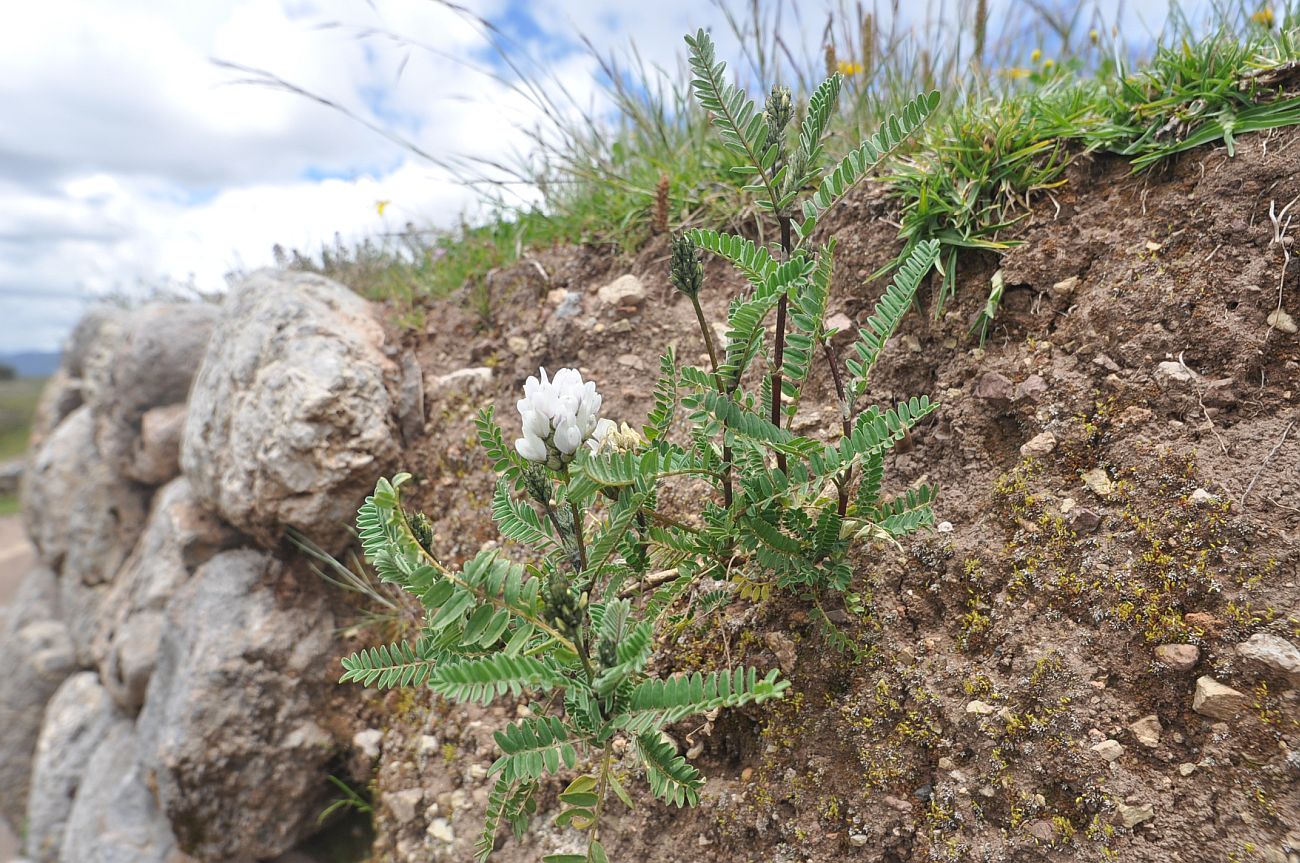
{"left": 0, "top": 0, "right": 1220, "bottom": 353}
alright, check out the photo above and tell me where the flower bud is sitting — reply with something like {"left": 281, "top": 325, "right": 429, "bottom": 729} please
{"left": 670, "top": 235, "right": 703, "bottom": 298}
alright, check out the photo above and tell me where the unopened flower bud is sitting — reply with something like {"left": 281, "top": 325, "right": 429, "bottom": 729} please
{"left": 670, "top": 235, "right": 704, "bottom": 298}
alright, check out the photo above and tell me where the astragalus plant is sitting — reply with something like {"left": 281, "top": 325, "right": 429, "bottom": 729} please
{"left": 341, "top": 27, "right": 942, "bottom": 863}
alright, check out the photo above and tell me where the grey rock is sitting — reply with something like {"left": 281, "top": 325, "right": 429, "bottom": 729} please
{"left": 974, "top": 372, "right": 1014, "bottom": 402}
{"left": 1014, "top": 374, "right": 1049, "bottom": 403}
{"left": 137, "top": 549, "right": 336, "bottom": 861}
{"left": 83, "top": 303, "right": 217, "bottom": 477}
{"left": 127, "top": 404, "right": 187, "bottom": 486}
{"left": 181, "top": 271, "right": 399, "bottom": 551}
{"left": 428, "top": 367, "right": 492, "bottom": 398}
{"left": 1154, "top": 643, "right": 1200, "bottom": 671}
{"left": 0, "top": 566, "right": 75, "bottom": 821}
{"left": 1202, "top": 378, "right": 1237, "bottom": 408}
{"left": 1268, "top": 308, "right": 1298, "bottom": 334}
{"left": 57, "top": 722, "right": 178, "bottom": 863}
{"left": 397, "top": 353, "right": 425, "bottom": 444}
{"left": 1019, "top": 431, "right": 1057, "bottom": 458}
{"left": 596, "top": 274, "right": 646, "bottom": 308}
{"left": 26, "top": 371, "right": 82, "bottom": 454}
{"left": 1069, "top": 509, "right": 1102, "bottom": 533}
{"left": 385, "top": 788, "right": 425, "bottom": 825}
{"left": 1237, "top": 633, "right": 1300, "bottom": 682}
{"left": 1115, "top": 802, "right": 1154, "bottom": 828}
{"left": 1128, "top": 714, "right": 1162, "bottom": 748}
{"left": 553, "top": 291, "right": 583, "bottom": 319}
{"left": 1193, "top": 676, "right": 1249, "bottom": 720}
{"left": 61, "top": 307, "right": 124, "bottom": 379}
{"left": 25, "top": 673, "right": 118, "bottom": 862}
{"left": 91, "top": 478, "right": 239, "bottom": 713}
{"left": 22, "top": 407, "right": 149, "bottom": 662}
{"left": 1155, "top": 360, "right": 1198, "bottom": 383}
{"left": 1090, "top": 739, "right": 1124, "bottom": 762}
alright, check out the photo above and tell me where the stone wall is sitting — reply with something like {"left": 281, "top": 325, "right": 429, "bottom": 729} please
{"left": 2, "top": 272, "right": 405, "bottom": 863}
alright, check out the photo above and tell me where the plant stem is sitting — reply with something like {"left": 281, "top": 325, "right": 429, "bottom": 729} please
{"left": 588, "top": 741, "right": 614, "bottom": 860}
{"left": 821, "top": 339, "right": 855, "bottom": 516}
{"left": 771, "top": 214, "right": 793, "bottom": 475}
{"left": 570, "top": 499, "right": 588, "bottom": 571}
{"left": 689, "top": 291, "right": 733, "bottom": 508}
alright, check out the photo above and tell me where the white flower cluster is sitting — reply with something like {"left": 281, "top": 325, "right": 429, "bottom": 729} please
{"left": 515, "top": 367, "right": 615, "bottom": 467}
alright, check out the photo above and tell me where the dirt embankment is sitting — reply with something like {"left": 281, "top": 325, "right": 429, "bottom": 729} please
{"left": 346, "top": 128, "right": 1300, "bottom": 863}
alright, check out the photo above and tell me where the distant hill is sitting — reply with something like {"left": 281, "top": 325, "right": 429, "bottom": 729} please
{"left": 0, "top": 351, "right": 60, "bottom": 378}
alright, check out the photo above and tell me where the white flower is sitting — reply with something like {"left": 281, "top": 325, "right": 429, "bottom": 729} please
{"left": 514, "top": 367, "right": 611, "bottom": 466}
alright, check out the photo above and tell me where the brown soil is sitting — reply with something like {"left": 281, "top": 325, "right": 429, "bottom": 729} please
{"left": 335, "top": 128, "right": 1300, "bottom": 863}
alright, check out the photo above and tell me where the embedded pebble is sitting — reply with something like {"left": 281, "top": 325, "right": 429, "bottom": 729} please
{"left": 353, "top": 728, "right": 383, "bottom": 759}
{"left": 1193, "top": 676, "right": 1250, "bottom": 720}
{"left": 1091, "top": 739, "right": 1125, "bottom": 762}
{"left": 1128, "top": 714, "right": 1162, "bottom": 748}
{"left": 597, "top": 274, "right": 647, "bottom": 308}
{"left": 966, "top": 700, "right": 996, "bottom": 715}
{"left": 1020, "top": 431, "right": 1057, "bottom": 458}
{"left": 1116, "top": 802, "right": 1155, "bottom": 828}
{"left": 1154, "top": 644, "right": 1200, "bottom": 671}
{"left": 1237, "top": 633, "right": 1300, "bottom": 681}
{"left": 1268, "top": 309, "right": 1298, "bottom": 334}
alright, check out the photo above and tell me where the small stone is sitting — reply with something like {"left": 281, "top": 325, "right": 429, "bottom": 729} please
{"left": 936, "top": 520, "right": 953, "bottom": 533}
{"left": 553, "top": 291, "right": 583, "bottom": 319}
{"left": 1091, "top": 739, "right": 1125, "bottom": 762}
{"left": 547, "top": 288, "right": 568, "bottom": 305}
{"left": 426, "top": 817, "right": 455, "bottom": 843}
{"left": 1093, "top": 353, "right": 1120, "bottom": 372}
{"left": 975, "top": 372, "right": 1015, "bottom": 402}
{"left": 385, "top": 788, "right": 424, "bottom": 825}
{"left": 825, "top": 312, "right": 853, "bottom": 334}
{"left": 597, "top": 274, "right": 647, "bottom": 308}
{"left": 764, "top": 632, "right": 798, "bottom": 676}
{"left": 849, "top": 834, "right": 870, "bottom": 847}
{"left": 1014, "top": 374, "right": 1049, "bottom": 403}
{"left": 1060, "top": 497, "right": 1076, "bottom": 513}
{"left": 740, "top": 767, "right": 754, "bottom": 782}
{"left": 1024, "top": 819, "right": 1055, "bottom": 842}
{"left": 1051, "top": 276, "right": 1079, "bottom": 297}
{"left": 1178, "top": 762, "right": 1197, "bottom": 776}
{"left": 883, "top": 795, "right": 912, "bottom": 813}
{"left": 1193, "top": 676, "right": 1250, "bottom": 720}
{"left": 1020, "top": 431, "right": 1057, "bottom": 458}
{"left": 1268, "top": 309, "right": 1298, "bottom": 334}
{"left": 353, "top": 728, "right": 383, "bottom": 759}
{"left": 1189, "top": 488, "right": 1219, "bottom": 506}
{"left": 1116, "top": 802, "right": 1155, "bottom": 828}
{"left": 1146, "top": 241, "right": 1163, "bottom": 252}
{"left": 1117, "top": 406, "right": 1153, "bottom": 426}
{"left": 1203, "top": 378, "right": 1237, "bottom": 408}
{"left": 1129, "top": 715, "right": 1162, "bottom": 748}
{"left": 1156, "top": 360, "right": 1198, "bottom": 383}
{"left": 1069, "top": 509, "right": 1102, "bottom": 533}
{"left": 419, "top": 734, "right": 439, "bottom": 755}
{"left": 616, "top": 353, "right": 647, "bottom": 371}
{"left": 429, "top": 367, "right": 492, "bottom": 396}
{"left": 1237, "top": 633, "right": 1300, "bottom": 682}
{"left": 506, "top": 336, "right": 528, "bottom": 354}
{"left": 937, "top": 757, "right": 956, "bottom": 771}
{"left": 966, "top": 700, "right": 996, "bottom": 715}
{"left": 1081, "top": 468, "right": 1113, "bottom": 498}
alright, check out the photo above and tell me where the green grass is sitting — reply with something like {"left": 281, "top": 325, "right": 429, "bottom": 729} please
{"left": 0, "top": 378, "right": 43, "bottom": 462}
{"left": 280, "top": 1, "right": 1300, "bottom": 331}
{"left": 0, "top": 377, "right": 42, "bottom": 516}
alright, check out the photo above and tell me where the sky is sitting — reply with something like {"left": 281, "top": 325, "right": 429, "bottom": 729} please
{"left": 0, "top": 0, "right": 1213, "bottom": 353}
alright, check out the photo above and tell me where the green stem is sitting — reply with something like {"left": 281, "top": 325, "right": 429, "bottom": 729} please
{"left": 690, "top": 292, "right": 733, "bottom": 509}
{"left": 588, "top": 741, "right": 614, "bottom": 860}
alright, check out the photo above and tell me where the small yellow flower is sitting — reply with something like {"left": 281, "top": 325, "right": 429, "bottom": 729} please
{"left": 375, "top": 200, "right": 390, "bottom": 217}
{"left": 1030, "top": 48, "right": 1042, "bottom": 63}
{"left": 1003, "top": 67, "right": 1031, "bottom": 80}
{"left": 836, "top": 60, "right": 864, "bottom": 76}
{"left": 1090, "top": 29, "right": 1099, "bottom": 44}
{"left": 1251, "top": 5, "right": 1274, "bottom": 27}
{"left": 1043, "top": 58, "right": 1055, "bottom": 70}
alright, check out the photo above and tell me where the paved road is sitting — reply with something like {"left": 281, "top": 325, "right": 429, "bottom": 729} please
{"left": 0, "top": 515, "right": 31, "bottom": 861}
